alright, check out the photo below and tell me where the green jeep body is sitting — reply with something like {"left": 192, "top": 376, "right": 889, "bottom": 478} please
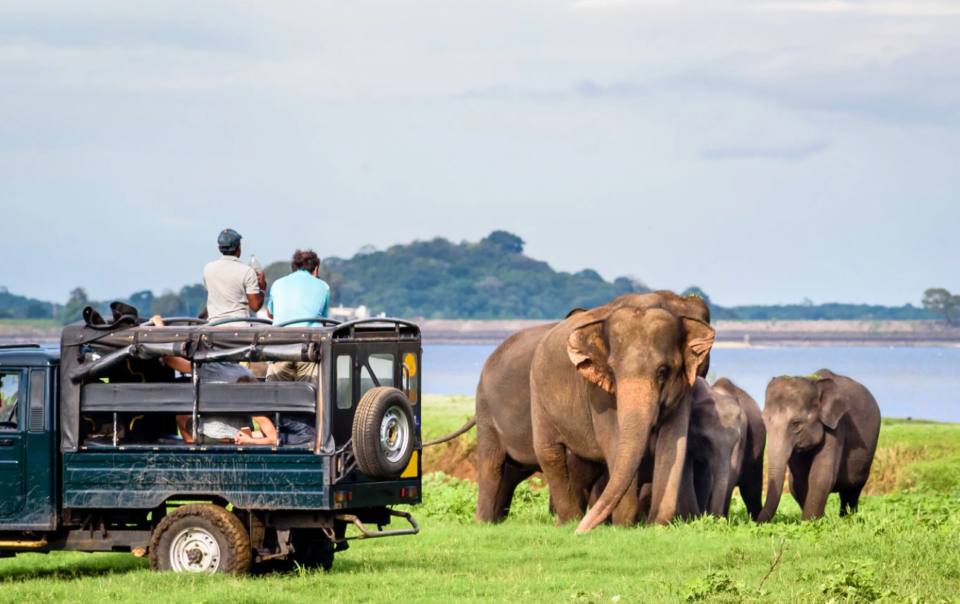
{"left": 0, "top": 317, "right": 422, "bottom": 572}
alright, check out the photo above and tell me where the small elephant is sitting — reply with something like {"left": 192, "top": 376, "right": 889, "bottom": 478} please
{"left": 758, "top": 369, "right": 881, "bottom": 522}
{"left": 687, "top": 378, "right": 765, "bottom": 519}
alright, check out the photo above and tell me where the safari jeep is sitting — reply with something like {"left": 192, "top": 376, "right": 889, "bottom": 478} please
{"left": 0, "top": 310, "right": 422, "bottom": 574}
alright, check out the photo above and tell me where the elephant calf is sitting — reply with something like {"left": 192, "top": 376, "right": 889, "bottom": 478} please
{"left": 687, "top": 378, "right": 765, "bottom": 520}
{"left": 758, "top": 369, "right": 881, "bottom": 522}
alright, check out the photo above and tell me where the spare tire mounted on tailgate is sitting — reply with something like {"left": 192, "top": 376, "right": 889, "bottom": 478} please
{"left": 352, "top": 387, "right": 416, "bottom": 480}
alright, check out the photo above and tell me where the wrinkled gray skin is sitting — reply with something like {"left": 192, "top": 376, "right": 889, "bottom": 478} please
{"left": 687, "top": 378, "right": 765, "bottom": 519}
{"left": 758, "top": 369, "right": 881, "bottom": 522}
{"left": 474, "top": 292, "right": 710, "bottom": 525}
{"left": 531, "top": 296, "right": 714, "bottom": 533}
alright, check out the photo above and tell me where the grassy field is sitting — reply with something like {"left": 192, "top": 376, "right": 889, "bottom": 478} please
{"left": 1, "top": 395, "right": 958, "bottom": 603}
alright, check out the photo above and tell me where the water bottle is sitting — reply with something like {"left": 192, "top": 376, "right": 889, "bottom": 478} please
{"left": 249, "top": 254, "right": 262, "bottom": 273}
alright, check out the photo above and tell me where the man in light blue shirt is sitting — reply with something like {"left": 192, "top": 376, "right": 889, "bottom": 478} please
{"left": 266, "top": 249, "right": 331, "bottom": 383}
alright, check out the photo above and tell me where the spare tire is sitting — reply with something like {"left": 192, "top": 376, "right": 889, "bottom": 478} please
{"left": 352, "top": 387, "right": 416, "bottom": 480}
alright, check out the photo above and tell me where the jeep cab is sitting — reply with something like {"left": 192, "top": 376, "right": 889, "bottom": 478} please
{"left": 0, "top": 313, "right": 422, "bottom": 574}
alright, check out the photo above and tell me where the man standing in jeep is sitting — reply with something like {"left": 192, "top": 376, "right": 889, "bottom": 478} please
{"left": 203, "top": 228, "right": 266, "bottom": 322}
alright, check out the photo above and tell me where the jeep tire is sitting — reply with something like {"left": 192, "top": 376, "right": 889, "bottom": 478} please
{"left": 352, "top": 387, "right": 416, "bottom": 480}
{"left": 150, "top": 503, "right": 251, "bottom": 575}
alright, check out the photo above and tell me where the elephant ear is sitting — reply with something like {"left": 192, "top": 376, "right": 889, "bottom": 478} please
{"left": 565, "top": 308, "right": 587, "bottom": 319}
{"left": 567, "top": 320, "right": 613, "bottom": 393}
{"left": 681, "top": 317, "right": 715, "bottom": 387}
{"left": 816, "top": 378, "right": 849, "bottom": 429}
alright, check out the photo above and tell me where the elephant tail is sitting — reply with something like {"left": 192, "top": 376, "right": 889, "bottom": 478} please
{"left": 422, "top": 416, "right": 477, "bottom": 447}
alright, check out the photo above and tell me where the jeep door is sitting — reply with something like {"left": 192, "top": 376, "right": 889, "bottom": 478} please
{"left": 0, "top": 369, "right": 25, "bottom": 518}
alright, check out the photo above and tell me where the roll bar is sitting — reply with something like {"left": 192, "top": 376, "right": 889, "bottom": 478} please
{"left": 274, "top": 317, "right": 342, "bottom": 327}
{"left": 153, "top": 317, "right": 207, "bottom": 326}
{"left": 205, "top": 317, "right": 274, "bottom": 327}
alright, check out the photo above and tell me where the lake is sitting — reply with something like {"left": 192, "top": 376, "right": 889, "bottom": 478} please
{"left": 422, "top": 345, "right": 960, "bottom": 422}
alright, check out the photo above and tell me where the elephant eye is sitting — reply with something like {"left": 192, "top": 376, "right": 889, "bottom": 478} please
{"left": 789, "top": 420, "right": 803, "bottom": 432}
{"left": 656, "top": 365, "right": 669, "bottom": 383}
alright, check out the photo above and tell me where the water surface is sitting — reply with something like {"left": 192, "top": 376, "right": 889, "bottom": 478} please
{"left": 422, "top": 345, "right": 960, "bottom": 422}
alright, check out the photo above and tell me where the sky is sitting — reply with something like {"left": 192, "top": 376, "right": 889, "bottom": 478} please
{"left": 0, "top": 0, "right": 957, "bottom": 307}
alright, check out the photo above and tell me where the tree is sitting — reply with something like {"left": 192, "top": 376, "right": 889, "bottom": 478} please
{"left": 922, "top": 288, "right": 960, "bottom": 325}
{"left": 179, "top": 284, "right": 207, "bottom": 317}
{"left": 482, "top": 231, "right": 525, "bottom": 254}
{"left": 128, "top": 290, "right": 154, "bottom": 314}
{"left": 151, "top": 291, "right": 185, "bottom": 317}
{"left": 25, "top": 301, "right": 50, "bottom": 319}
{"left": 61, "top": 287, "right": 92, "bottom": 324}
{"left": 69, "top": 287, "right": 89, "bottom": 304}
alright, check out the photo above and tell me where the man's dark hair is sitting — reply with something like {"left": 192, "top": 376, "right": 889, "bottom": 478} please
{"left": 291, "top": 249, "right": 321, "bottom": 273}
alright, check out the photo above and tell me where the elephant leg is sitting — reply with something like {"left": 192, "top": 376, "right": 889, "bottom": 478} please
{"left": 595, "top": 434, "right": 638, "bottom": 526}
{"left": 611, "top": 476, "right": 639, "bottom": 526}
{"left": 738, "top": 462, "right": 764, "bottom": 521}
{"left": 567, "top": 454, "right": 607, "bottom": 515}
{"left": 534, "top": 415, "right": 583, "bottom": 526}
{"left": 649, "top": 395, "right": 695, "bottom": 524}
{"left": 692, "top": 458, "right": 712, "bottom": 517}
{"left": 839, "top": 484, "right": 864, "bottom": 517}
{"left": 800, "top": 444, "right": 841, "bottom": 521}
{"left": 495, "top": 458, "right": 535, "bottom": 519}
{"left": 476, "top": 424, "right": 509, "bottom": 523}
{"left": 637, "top": 482, "right": 652, "bottom": 521}
{"left": 787, "top": 458, "right": 809, "bottom": 512}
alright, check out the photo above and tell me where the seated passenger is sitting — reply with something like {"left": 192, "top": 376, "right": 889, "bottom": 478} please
{"left": 265, "top": 249, "right": 329, "bottom": 383}
{"left": 235, "top": 413, "right": 316, "bottom": 446}
{"left": 149, "top": 316, "right": 316, "bottom": 445}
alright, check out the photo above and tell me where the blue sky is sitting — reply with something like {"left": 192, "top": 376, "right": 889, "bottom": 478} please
{"left": 0, "top": 0, "right": 957, "bottom": 306}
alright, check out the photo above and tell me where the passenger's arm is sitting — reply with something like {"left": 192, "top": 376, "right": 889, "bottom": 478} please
{"left": 162, "top": 356, "right": 192, "bottom": 375}
{"left": 236, "top": 416, "right": 278, "bottom": 445}
{"left": 149, "top": 317, "right": 194, "bottom": 374}
{"left": 245, "top": 268, "right": 267, "bottom": 312}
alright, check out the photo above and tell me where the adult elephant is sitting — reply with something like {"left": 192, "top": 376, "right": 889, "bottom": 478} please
{"left": 758, "top": 369, "right": 881, "bottom": 522}
{"left": 530, "top": 296, "right": 715, "bottom": 533}
{"left": 687, "top": 378, "right": 765, "bottom": 519}
{"left": 470, "top": 292, "right": 710, "bottom": 524}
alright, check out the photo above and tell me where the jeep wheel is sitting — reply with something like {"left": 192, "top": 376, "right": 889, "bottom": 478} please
{"left": 150, "top": 503, "right": 251, "bottom": 575}
{"left": 352, "top": 387, "right": 416, "bottom": 480}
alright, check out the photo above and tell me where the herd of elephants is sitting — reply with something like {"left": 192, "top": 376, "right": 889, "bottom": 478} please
{"left": 430, "top": 291, "right": 883, "bottom": 534}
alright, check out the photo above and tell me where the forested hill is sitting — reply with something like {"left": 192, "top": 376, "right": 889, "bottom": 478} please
{"left": 265, "top": 231, "right": 651, "bottom": 319}
{"left": 0, "top": 230, "right": 937, "bottom": 322}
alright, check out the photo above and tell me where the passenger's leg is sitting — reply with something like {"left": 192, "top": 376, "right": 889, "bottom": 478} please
{"left": 266, "top": 361, "right": 297, "bottom": 382}
{"left": 295, "top": 362, "right": 320, "bottom": 383}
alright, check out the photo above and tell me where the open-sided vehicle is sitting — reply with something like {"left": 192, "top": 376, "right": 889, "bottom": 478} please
{"left": 0, "top": 310, "right": 422, "bottom": 573}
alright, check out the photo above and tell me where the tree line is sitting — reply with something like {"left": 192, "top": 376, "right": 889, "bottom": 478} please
{"left": 0, "top": 231, "right": 951, "bottom": 323}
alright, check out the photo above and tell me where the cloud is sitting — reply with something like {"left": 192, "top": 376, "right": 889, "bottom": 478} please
{"left": 575, "top": 80, "right": 646, "bottom": 98}
{"left": 571, "top": 0, "right": 678, "bottom": 8}
{"left": 702, "top": 140, "right": 831, "bottom": 161}
{"left": 757, "top": 1, "right": 960, "bottom": 16}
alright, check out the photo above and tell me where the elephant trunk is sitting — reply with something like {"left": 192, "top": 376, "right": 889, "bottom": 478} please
{"left": 575, "top": 379, "right": 657, "bottom": 534}
{"left": 757, "top": 435, "right": 792, "bottom": 523}
{"left": 706, "top": 462, "right": 732, "bottom": 518}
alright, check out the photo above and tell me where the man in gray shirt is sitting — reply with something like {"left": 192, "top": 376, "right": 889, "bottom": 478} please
{"left": 202, "top": 229, "right": 266, "bottom": 322}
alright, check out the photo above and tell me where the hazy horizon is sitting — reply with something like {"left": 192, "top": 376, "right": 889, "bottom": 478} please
{"left": 1, "top": 1, "right": 957, "bottom": 307}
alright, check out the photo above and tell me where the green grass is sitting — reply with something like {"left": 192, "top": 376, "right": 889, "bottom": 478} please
{"left": 1, "top": 396, "right": 958, "bottom": 603}
{"left": 0, "top": 319, "right": 61, "bottom": 329}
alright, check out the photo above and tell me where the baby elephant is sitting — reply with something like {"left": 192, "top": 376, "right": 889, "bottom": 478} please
{"left": 758, "top": 369, "right": 881, "bottom": 522}
{"left": 687, "top": 378, "right": 766, "bottom": 519}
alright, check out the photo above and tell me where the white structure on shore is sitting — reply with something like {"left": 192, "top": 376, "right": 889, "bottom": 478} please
{"left": 255, "top": 304, "right": 384, "bottom": 322}
{"left": 328, "top": 304, "right": 386, "bottom": 321}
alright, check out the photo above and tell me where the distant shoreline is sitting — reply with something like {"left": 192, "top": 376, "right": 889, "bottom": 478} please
{"left": 4, "top": 319, "right": 960, "bottom": 348}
